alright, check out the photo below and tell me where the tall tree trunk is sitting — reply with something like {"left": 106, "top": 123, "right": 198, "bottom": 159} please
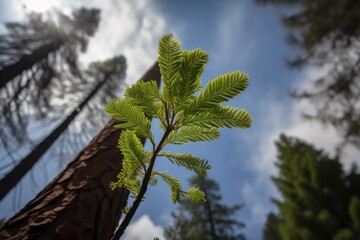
{"left": 0, "top": 63, "right": 161, "bottom": 240}
{"left": 0, "top": 38, "right": 64, "bottom": 90}
{"left": 0, "top": 69, "right": 112, "bottom": 201}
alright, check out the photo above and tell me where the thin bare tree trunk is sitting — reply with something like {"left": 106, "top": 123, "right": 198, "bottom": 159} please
{"left": 0, "top": 39, "right": 64, "bottom": 90}
{"left": 0, "top": 63, "right": 161, "bottom": 240}
{"left": 0, "top": 70, "right": 111, "bottom": 201}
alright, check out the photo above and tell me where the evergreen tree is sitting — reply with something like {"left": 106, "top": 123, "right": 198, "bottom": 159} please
{"left": 264, "top": 134, "right": 360, "bottom": 240}
{"left": 0, "top": 8, "right": 107, "bottom": 204}
{"left": 263, "top": 213, "right": 281, "bottom": 240}
{"left": 0, "top": 56, "right": 127, "bottom": 201}
{"left": 256, "top": 0, "right": 360, "bottom": 148}
{"left": 164, "top": 175, "right": 246, "bottom": 240}
{"left": 0, "top": 8, "right": 100, "bottom": 145}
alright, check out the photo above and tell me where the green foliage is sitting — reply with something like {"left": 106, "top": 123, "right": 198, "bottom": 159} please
{"left": 105, "top": 34, "right": 251, "bottom": 220}
{"left": 105, "top": 99, "right": 153, "bottom": 140}
{"left": 124, "top": 80, "right": 161, "bottom": 117}
{"left": 187, "top": 187, "right": 206, "bottom": 203}
{"left": 189, "top": 71, "right": 249, "bottom": 112}
{"left": 349, "top": 196, "right": 360, "bottom": 231}
{"left": 174, "top": 48, "right": 207, "bottom": 108}
{"left": 183, "top": 106, "right": 251, "bottom": 129}
{"left": 263, "top": 213, "right": 281, "bottom": 240}
{"left": 164, "top": 175, "right": 246, "bottom": 240}
{"left": 160, "top": 152, "right": 211, "bottom": 176}
{"left": 264, "top": 135, "right": 360, "bottom": 240}
{"left": 165, "top": 126, "right": 219, "bottom": 145}
{"left": 154, "top": 170, "right": 183, "bottom": 203}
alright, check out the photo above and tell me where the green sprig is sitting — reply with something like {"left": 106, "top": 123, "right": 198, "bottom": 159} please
{"left": 105, "top": 34, "right": 252, "bottom": 239}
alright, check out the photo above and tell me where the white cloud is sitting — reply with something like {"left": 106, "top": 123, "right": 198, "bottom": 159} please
{"left": 123, "top": 215, "right": 165, "bottom": 240}
{"left": 79, "top": 0, "right": 167, "bottom": 86}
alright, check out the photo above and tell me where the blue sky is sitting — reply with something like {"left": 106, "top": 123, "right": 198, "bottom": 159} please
{"left": 1, "top": 0, "right": 359, "bottom": 239}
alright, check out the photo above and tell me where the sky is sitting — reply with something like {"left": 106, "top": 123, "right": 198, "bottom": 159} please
{"left": 1, "top": 0, "right": 359, "bottom": 239}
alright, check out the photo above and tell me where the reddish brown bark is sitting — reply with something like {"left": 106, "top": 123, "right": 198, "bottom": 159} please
{"left": 0, "top": 63, "right": 161, "bottom": 240}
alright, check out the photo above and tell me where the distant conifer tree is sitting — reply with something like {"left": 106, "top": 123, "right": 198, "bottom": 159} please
{"left": 0, "top": 7, "right": 100, "bottom": 145}
{"left": 264, "top": 134, "right": 360, "bottom": 239}
{"left": 0, "top": 56, "right": 127, "bottom": 201}
{"left": 164, "top": 175, "right": 246, "bottom": 240}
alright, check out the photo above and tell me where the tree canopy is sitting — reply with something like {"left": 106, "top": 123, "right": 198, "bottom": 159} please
{"left": 0, "top": 8, "right": 100, "bottom": 147}
{"left": 264, "top": 134, "right": 360, "bottom": 240}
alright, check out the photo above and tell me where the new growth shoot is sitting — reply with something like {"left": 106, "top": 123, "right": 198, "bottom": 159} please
{"left": 105, "top": 34, "right": 252, "bottom": 239}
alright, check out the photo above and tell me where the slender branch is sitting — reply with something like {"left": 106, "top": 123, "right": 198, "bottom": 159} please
{"left": 164, "top": 101, "right": 170, "bottom": 127}
{"left": 111, "top": 127, "right": 172, "bottom": 240}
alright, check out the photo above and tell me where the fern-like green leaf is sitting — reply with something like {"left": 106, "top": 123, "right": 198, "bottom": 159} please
{"left": 155, "top": 171, "right": 184, "bottom": 203}
{"left": 160, "top": 152, "right": 211, "bottom": 176}
{"left": 188, "top": 187, "right": 206, "bottom": 203}
{"left": 124, "top": 80, "right": 162, "bottom": 118}
{"left": 118, "top": 130, "right": 147, "bottom": 166}
{"left": 158, "top": 34, "right": 182, "bottom": 98}
{"left": 125, "top": 177, "right": 142, "bottom": 198}
{"left": 149, "top": 174, "right": 158, "bottom": 186}
{"left": 184, "top": 106, "right": 252, "bottom": 129}
{"left": 105, "top": 99, "right": 152, "bottom": 140}
{"left": 109, "top": 180, "right": 120, "bottom": 190}
{"left": 165, "top": 126, "right": 219, "bottom": 145}
{"left": 110, "top": 165, "right": 127, "bottom": 190}
{"left": 122, "top": 206, "right": 131, "bottom": 214}
{"left": 187, "top": 71, "right": 249, "bottom": 112}
{"left": 113, "top": 130, "right": 147, "bottom": 190}
{"left": 174, "top": 49, "right": 208, "bottom": 108}
{"left": 111, "top": 159, "right": 144, "bottom": 192}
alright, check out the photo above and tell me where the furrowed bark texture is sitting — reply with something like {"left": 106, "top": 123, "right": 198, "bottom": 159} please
{"left": 0, "top": 62, "right": 161, "bottom": 240}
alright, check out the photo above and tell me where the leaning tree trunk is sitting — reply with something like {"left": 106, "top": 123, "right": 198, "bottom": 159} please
{"left": 0, "top": 69, "right": 112, "bottom": 201}
{"left": 0, "top": 38, "right": 64, "bottom": 90}
{"left": 0, "top": 63, "right": 161, "bottom": 240}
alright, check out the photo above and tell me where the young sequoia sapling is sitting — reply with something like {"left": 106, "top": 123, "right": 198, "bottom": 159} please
{"left": 105, "top": 34, "right": 252, "bottom": 239}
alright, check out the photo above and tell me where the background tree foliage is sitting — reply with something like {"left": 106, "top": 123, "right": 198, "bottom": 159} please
{"left": 0, "top": 55, "right": 127, "bottom": 201}
{"left": 164, "top": 175, "right": 246, "bottom": 240}
{"left": 0, "top": 7, "right": 100, "bottom": 147}
{"left": 0, "top": 8, "right": 130, "bottom": 207}
{"left": 264, "top": 135, "right": 360, "bottom": 240}
{"left": 256, "top": 0, "right": 360, "bottom": 148}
